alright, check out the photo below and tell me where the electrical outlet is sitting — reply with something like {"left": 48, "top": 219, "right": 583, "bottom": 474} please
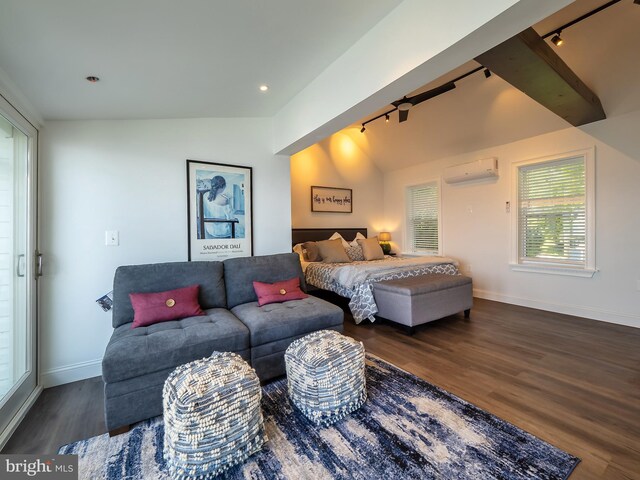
{"left": 105, "top": 230, "right": 119, "bottom": 246}
{"left": 467, "top": 264, "right": 472, "bottom": 274}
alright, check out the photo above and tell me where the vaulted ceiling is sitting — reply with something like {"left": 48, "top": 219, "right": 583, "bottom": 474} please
{"left": 2, "top": 0, "right": 636, "bottom": 168}
{"left": 351, "top": 0, "right": 640, "bottom": 171}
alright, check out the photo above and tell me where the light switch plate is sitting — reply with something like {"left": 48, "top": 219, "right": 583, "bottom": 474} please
{"left": 105, "top": 230, "right": 119, "bottom": 246}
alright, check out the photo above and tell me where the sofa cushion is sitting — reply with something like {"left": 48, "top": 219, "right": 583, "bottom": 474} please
{"left": 130, "top": 285, "right": 205, "bottom": 328}
{"left": 230, "top": 296, "right": 343, "bottom": 347}
{"left": 112, "top": 261, "right": 226, "bottom": 328}
{"left": 253, "top": 277, "right": 308, "bottom": 306}
{"left": 102, "top": 308, "right": 249, "bottom": 383}
{"left": 224, "top": 253, "right": 306, "bottom": 309}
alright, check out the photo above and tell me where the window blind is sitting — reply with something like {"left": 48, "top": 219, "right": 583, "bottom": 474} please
{"left": 407, "top": 182, "right": 439, "bottom": 253}
{"left": 518, "top": 156, "right": 586, "bottom": 266}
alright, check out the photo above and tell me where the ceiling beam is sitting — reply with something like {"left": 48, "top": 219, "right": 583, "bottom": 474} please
{"left": 475, "top": 27, "right": 605, "bottom": 127}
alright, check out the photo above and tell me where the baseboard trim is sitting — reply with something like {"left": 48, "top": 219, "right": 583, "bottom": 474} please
{"left": 474, "top": 288, "right": 640, "bottom": 329}
{"left": 0, "top": 385, "right": 43, "bottom": 451}
{"left": 41, "top": 359, "right": 103, "bottom": 388}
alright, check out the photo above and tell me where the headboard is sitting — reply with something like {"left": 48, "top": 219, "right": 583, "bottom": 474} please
{"left": 292, "top": 228, "right": 368, "bottom": 246}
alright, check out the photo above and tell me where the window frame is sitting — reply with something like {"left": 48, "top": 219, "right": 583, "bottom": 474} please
{"left": 404, "top": 179, "right": 442, "bottom": 256}
{"left": 510, "top": 147, "right": 596, "bottom": 277}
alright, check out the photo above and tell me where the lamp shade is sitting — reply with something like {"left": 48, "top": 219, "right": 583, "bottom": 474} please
{"left": 378, "top": 232, "right": 391, "bottom": 242}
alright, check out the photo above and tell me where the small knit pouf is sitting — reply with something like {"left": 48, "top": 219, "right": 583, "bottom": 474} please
{"left": 285, "top": 330, "right": 366, "bottom": 426}
{"left": 162, "top": 352, "right": 266, "bottom": 479}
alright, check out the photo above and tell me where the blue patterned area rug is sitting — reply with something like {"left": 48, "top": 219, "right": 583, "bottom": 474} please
{"left": 59, "top": 355, "right": 579, "bottom": 479}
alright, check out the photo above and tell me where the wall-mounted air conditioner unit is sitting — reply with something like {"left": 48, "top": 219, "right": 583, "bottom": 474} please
{"left": 442, "top": 158, "right": 498, "bottom": 184}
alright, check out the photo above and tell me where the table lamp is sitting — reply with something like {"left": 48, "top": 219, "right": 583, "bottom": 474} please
{"left": 379, "top": 232, "right": 391, "bottom": 254}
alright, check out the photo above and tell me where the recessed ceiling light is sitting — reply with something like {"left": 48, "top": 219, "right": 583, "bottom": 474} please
{"left": 86, "top": 76, "right": 100, "bottom": 83}
{"left": 259, "top": 85, "right": 269, "bottom": 92}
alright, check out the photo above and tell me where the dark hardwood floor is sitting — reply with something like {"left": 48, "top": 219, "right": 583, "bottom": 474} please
{"left": 344, "top": 298, "right": 640, "bottom": 480}
{"left": 3, "top": 298, "right": 639, "bottom": 479}
{"left": 2, "top": 376, "right": 105, "bottom": 455}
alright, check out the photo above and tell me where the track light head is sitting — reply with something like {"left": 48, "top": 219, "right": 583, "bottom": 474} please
{"left": 484, "top": 68, "right": 491, "bottom": 78}
{"left": 551, "top": 33, "right": 563, "bottom": 47}
{"left": 360, "top": 125, "right": 366, "bottom": 133}
{"left": 385, "top": 114, "right": 389, "bottom": 123}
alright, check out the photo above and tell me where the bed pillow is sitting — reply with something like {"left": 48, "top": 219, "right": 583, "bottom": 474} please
{"left": 253, "top": 277, "right": 308, "bottom": 306}
{"left": 329, "top": 232, "right": 351, "bottom": 249}
{"left": 345, "top": 245, "right": 365, "bottom": 261}
{"left": 302, "top": 241, "right": 322, "bottom": 262}
{"left": 357, "top": 237, "right": 385, "bottom": 261}
{"left": 130, "top": 285, "right": 205, "bottom": 329}
{"left": 293, "top": 243, "right": 306, "bottom": 261}
{"left": 349, "top": 232, "right": 366, "bottom": 247}
{"left": 317, "top": 239, "right": 351, "bottom": 263}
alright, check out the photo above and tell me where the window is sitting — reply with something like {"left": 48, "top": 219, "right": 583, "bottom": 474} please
{"left": 511, "top": 149, "right": 595, "bottom": 277}
{"left": 406, "top": 181, "right": 440, "bottom": 254}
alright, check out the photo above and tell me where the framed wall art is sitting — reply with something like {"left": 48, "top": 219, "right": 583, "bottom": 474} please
{"left": 311, "top": 186, "right": 352, "bottom": 213}
{"left": 186, "top": 160, "right": 253, "bottom": 261}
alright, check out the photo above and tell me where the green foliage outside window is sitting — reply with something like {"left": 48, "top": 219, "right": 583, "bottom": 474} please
{"left": 519, "top": 159, "right": 586, "bottom": 264}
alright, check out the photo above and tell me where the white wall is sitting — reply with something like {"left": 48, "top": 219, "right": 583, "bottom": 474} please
{"left": 0, "top": 66, "right": 42, "bottom": 128}
{"left": 39, "top": 118, "right": 291, "bottom": 386}
{"left": 290, "top": 128, "right": 385, "bottom": 236}
{"left": 384, "top": 110, "right": 640, "bottom": 328}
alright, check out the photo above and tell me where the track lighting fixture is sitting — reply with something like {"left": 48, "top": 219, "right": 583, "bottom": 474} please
{"left": 551, "top": 32, "right": 563, "bottom": 46}
{"left": 385, "top": 114, "right": 389, "bottom": 123}
{"left": 360, "top": 125, "right": 366, "bottom": 133}
{"left": 357, "top": 0, "right": 621, "bottom": 129}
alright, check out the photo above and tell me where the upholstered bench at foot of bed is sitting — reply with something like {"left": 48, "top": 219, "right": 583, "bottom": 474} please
{"left": 373, "top": 274, "right": 473, "bottom": 333}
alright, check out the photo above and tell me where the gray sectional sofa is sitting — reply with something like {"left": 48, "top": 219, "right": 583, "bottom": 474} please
{"left": 101, "top": 253, "right": 343, "bottom": 434}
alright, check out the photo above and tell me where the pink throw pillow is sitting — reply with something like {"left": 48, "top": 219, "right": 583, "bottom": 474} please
{"left": 253, "top": 277, "right": 308, "bottom": 307}
{"left": 129, "top": 285, "right": 205, "bottom": 328}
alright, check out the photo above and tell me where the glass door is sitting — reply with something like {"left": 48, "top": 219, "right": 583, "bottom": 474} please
{"left": 0, "top": 96, "right": 38, "bottom": 446}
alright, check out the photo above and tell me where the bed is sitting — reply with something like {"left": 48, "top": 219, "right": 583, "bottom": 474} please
{"left": 292, "top": 228, "right": 460, "bottom": 324}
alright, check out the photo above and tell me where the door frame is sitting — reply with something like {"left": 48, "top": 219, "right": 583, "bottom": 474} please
{"left": 0, "top": 92, "right": 41, "bottom": 451}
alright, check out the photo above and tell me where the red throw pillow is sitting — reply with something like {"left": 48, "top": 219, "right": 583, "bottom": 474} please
{"left": 253, "top": 277, "right": 308, "bottom": 307}
{"left": 129, "top": 285, "right": 205, "bottom": 328}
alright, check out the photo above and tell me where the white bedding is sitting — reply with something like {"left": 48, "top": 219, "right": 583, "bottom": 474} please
{"left": 328, "top": 256, "right": 458, "bottom": 289}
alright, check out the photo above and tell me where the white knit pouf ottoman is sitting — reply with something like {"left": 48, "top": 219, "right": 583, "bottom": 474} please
{"left": 285, "top": 330, "right": 366, "bottom": 426}
{"left": 162, "top": 352, "right": 265, "bottom": 479}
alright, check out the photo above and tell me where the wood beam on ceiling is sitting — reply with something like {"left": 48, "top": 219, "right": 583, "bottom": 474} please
{"left": 475, "top": 27, "right": 605, "bottom": 127}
